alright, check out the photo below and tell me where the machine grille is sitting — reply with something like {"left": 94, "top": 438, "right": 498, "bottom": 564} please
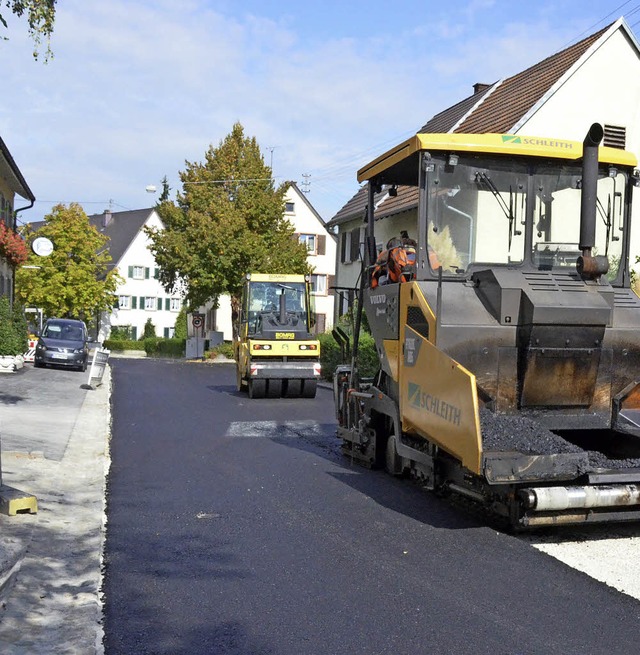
{"left": 406, "top": 305, "right": 430, "bottom": 339}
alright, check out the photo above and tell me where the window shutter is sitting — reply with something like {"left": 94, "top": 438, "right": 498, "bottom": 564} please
{"left": 145, "top": 267, "right": 150, "bottom": 279}
{"left": 165, "top": 298, "right": 170, "bottom": 311}
{"left": 350, "top": 227, "right": 360, "bottom": 261}
{"left": 317, "top": 234, "right": 326, "bottom": 256}
{"left": 132, "top": 296, "right": 137, "bottom": 309}
{"left": 340, "top": 232, "right": 348, "bottom": 263}
{"left": 164, "top": 328, "right": 169, "bottom": 338}
{"left": 140, "top": 296, "right": 145, "bottom": 308}
{"left": 328, "top": 275, "right": 335, "bottom": 295}
{"left": 157, "top": 297, "right": 162, "bottom": 310}
{"left": 154, "top": 268, "right": 159, "bottom": 279}
{"left": 131, "top": 326, "right": 138, "bottom": 340}
{"left": 128, "top": 266, "right": 133, "bottom": 278}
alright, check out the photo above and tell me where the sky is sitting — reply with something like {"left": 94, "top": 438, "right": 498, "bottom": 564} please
{"left": 1, "top": 0, "right": 639, "bottom": 226}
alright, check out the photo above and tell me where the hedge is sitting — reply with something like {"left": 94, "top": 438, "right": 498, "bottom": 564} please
{"left": 318, "top": 330, "right": 379, "bottom": 382}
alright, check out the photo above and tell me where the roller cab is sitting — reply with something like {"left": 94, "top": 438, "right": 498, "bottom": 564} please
{"left": 235, "top": 273, "right": 321, "bottom": 398}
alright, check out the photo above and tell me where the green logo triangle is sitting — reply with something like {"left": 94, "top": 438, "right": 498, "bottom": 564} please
{"left": 408, "top": 382, "right": 421, "bottom": 407}
{"left": 502, "top": 135, "right": 521, "bottom": 144}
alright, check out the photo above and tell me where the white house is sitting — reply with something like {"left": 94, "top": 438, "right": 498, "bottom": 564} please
{"left": 327, "top": 17, "right": 640, "bottom": 317}
{"left": 0, "top": 136, "right": 35, "bottom": 302}
{"left": 87, "top": 208, "right": 184, "bottom": 341}
{"left": 201, "top": 182, "right": 337, "bottom": 339}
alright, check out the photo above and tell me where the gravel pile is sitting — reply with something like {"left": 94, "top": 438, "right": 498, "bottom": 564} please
{"left": 479, "top": 408, "right": 640, "bottom": 470}
{"left": 480, "top": 409, "right": 582, "bottom": 455}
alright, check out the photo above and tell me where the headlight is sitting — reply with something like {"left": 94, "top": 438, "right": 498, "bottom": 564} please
{"left": 36, "top": 343, "right": 47, "bottom": 351}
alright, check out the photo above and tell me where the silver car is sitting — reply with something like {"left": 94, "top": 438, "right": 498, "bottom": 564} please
{"left": 34, "top": 318, "right": 90, "bottom": 372}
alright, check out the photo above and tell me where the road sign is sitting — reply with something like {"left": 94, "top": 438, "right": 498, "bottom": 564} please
{"left": 192, "top": 314, "right": 204, "bottom": 329}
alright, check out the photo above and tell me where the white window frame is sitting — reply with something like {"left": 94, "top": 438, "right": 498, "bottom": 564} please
{"left": 285, "top": 201, "right": 295, "bottom": 213}
{"left": 132, "top": 266, "right": 145, "bottom": 280}
{"left": 144, "top": 296, "right": 157, "bottom": 311}
{"left": 170, "top": 298, "right": 182, "bottom": 311}
{"left": 118, "top": 295, "right": 131, "bottom": 310}
{"left": 311, "top": 274, "right": 327, "bottom": 295}
{"left": 299, "top": 233, "right": 317, "bottom": 254}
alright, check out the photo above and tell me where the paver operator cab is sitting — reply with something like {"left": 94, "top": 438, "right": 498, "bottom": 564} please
{"left": 334, "top": 124, "right": 640, "bottom": 528}
{"left": 234, "top": 273, "right": 321, "bottom": 398}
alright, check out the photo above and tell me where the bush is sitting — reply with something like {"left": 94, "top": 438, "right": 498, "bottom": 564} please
{"left": 318, "top": 329, "right": 378, "bottom": 382}
{"left": 206, "top": 341, "right": 234, "bottom": 360}
{"left": 0, "top": 297, "right": 28, "bottom": 356}
{"left": 150, "top": 338, "right": 185, "bottom": 357}
{"left": 143, "top": 318, "right": 156, "bottom": 339}
{"left": 174, "top": 306, "right": 188, "bottom": 340}
{"left": 108, "top": 325, "right": 133, "bottom": 341}
{"left": 103, "top": 338, "right": 145, "bottom": 351}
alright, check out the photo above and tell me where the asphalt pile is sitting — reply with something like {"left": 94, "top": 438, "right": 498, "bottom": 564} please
{"left": 479, "top": 408, "right": 640, "bottom": 471}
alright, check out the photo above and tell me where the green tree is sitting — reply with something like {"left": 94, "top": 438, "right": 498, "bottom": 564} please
{"left": 15, "top": 203, "right": 123, "bottom": 319}
{"left": 157, "top": 175, "right": 171, "bottom": 204}
{"left": 1, "top": 0, "right": 57, "bottom": 61}
{"left": 143, "top": 317, "right": 156, "bottom": 339}
{"left": 146, "top": 122, "right": 310, "bottom": 311}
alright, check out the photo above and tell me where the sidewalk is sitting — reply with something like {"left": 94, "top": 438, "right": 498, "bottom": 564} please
{"left": 0, "top": 365, "right": 111, "bottom": 654}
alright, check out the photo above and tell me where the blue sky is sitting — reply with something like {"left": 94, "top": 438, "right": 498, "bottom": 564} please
{"left": 1, "top": 0, "right": 639, "bottom": 224}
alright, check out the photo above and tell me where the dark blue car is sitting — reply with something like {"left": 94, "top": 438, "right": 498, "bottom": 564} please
{"left": 34, "top": 318, "right": 90, "bottom": 372}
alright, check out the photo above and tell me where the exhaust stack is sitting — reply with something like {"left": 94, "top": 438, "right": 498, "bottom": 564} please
{"left": 577, "top": 123, "right": 609, "bottom": 279}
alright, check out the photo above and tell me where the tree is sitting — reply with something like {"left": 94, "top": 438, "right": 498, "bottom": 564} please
{"left": 146, "top": 122, "right": 310, "bottom": 310}
{"left": 157, "top": 175, "right": 171, "bottom": 204}
{"left": 1, "top": 0, "right": 57, "bottom": 61}
{"left": 15, "top": 203, "right": 123, "bottom": 320}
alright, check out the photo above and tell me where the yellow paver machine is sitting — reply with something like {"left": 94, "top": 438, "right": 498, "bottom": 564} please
{"left": 334, "top": 124, "right": 640, "bottom": 527}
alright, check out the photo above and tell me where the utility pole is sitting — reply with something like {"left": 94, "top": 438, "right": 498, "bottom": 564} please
{"left": 301, "top": 173, "right": 311, "bottom": 194}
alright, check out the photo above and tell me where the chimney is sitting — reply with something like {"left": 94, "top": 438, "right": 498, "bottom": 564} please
{"left": 473, "top": 82, "right": 491, "bottom": 94}
{"left": 102, "top": 209, "right": 113, "bottom": 228}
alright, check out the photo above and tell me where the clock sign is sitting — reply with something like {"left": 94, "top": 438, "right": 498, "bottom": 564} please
{"left": 32, "top": 236, "right": 54, "bottom": 257}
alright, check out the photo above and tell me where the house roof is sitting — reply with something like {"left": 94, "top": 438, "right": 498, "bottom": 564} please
{"left": 0, "top": 136, "right": 35, "bottom": 203}
{"left": 286, "top": 181, "right": 335, "bottom": 234}
{"left": 87, "top": 208, "right": 157, "bottom": 269}
{"left": 328, "top": 18, "right": 634, "bottom": 227}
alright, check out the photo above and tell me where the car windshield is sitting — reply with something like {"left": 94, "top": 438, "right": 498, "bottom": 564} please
{"left": 44, "top": 323, "right": 84, "bottom": 340}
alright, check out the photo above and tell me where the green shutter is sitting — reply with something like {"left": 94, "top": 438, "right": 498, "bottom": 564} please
{"left": 154, "top": 268, "right": 159, "bottom": 279}
{"left": 140, "top": 296, "right": 145, "bottom": 308}
{"left": 132, "top": 296, "right": 137, "bottom": 309}
{"left": 164, "top": 327, "right": 169, "bottom": 338}
{"left": 165, "top": 298, "right": 170, "bottom": 311}
{"left": 131, "top": 326, "right": 137, "bottom": 340}
{"left": 157, "top": 297, "right": 162, "bottom": 311}
{"left": 145, "top": 267, "right": 150, "bottom": 279}
{"left": 128, "top": 266, "right": 133, "bottom": 278}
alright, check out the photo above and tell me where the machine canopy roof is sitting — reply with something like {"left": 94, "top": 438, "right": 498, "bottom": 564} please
{"left": 357, "top": 133, "right": 638, "bottom": 186}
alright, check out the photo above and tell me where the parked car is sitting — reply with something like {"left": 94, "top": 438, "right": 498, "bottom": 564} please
{"left": 34, "top": 318, "right": 91, "bottom": 372}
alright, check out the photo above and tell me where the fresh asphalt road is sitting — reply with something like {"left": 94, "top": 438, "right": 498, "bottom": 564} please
{"left": 102, "top": 359, "right": 640, "bottom": 655}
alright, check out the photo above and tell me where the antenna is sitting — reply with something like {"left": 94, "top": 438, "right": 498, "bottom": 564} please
{"left": 301, "top": 173, "right": 311, "bottom": 194}
{"left": 266, "top": 146, "right": 278, "bottom": 176}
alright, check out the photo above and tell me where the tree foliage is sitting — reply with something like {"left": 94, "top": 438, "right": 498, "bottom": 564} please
{"left": 15, "top": 203, "right": 123, "bottom": 320}
{"left": 1, "top": 0, "right": 57, "bottom": 61}
{"left": 146, "top": 122, "right": 310, "bottom": 309}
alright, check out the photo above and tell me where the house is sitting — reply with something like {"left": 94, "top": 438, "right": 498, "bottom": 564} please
{"left": 327, "top": 17, "right": 640, "bottom": 317}
{"left": 200, "top": 182, "right": 337, "bottom": 339}
{"left": 0, "top": 136, "right": 35, "bottom": 302}
{"left": 87, "top": 208, "right": 184, "bottom": 341}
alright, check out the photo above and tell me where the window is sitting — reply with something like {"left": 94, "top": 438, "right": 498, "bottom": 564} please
{"left": 144, "top": 297, "right": 156, "bottom": 311}
{"left": 170, "top": 298, "right": 182, "bottom": 311}
{"left": 130, "top": 266, "right": 145, "bottom": 279}
{"left": 311, "top": 274, "right": 327, "bottom": 295}
{"left": 285, "top": 202, "right": 295, "bottom": 213}
{"left": 299, "top": 234, "right": 316, "bottom": 254}
{"left": 118, "top": 296, "right": 130, "bottom": 310}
